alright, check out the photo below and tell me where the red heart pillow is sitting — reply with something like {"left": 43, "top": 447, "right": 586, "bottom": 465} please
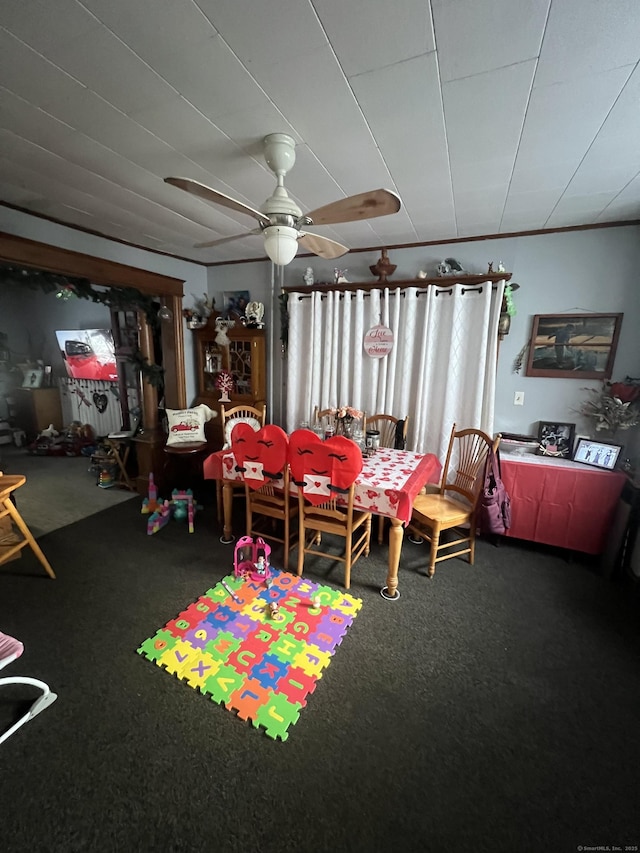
{"left": 288, "top": 429, "right": 363, "bottom": 505}
{"left": 231, "top": 424, "right": 288, "bottom": 489}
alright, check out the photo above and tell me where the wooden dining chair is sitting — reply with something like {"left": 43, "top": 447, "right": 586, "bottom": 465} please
{"left": 366, "top": 414, "right": 409, "bottom": 543}
{"left": 406, "top": 424, "right": 500, "bottom": 578}
{"left": 229, "top": 422, "right": 297, "bottom": 569}
{"left": 216, "top": 402, "right": 267, "bottom": 526}
{"left": 0, "top": 474, "right": 56, "bottom": 578}
{"left": 312, "top": 406, "right": 336, "bottom": 431}
{"left": 290, "top": 430, "right": 371, "bottom": 589}
{"left": 245, "top": 462, "right": 298, "bottom": 572}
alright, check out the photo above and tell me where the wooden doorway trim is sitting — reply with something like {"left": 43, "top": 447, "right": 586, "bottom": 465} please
{"left": 0, "top": 231, "right": 187, "bottom": 412}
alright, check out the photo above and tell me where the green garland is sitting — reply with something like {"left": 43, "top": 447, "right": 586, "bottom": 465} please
{"left": 130, "top": 349, "right": 165, "bottom": 389}
{"left": 0, "top": 263, "right": 165, "bottom": 385}
{"left": 0, "top": 263, "right": 160, "bottom": 329}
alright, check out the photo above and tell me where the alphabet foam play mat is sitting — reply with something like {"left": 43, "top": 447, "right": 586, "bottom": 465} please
{"left": 137, "top": 568, "right": 362, "bottom": 741}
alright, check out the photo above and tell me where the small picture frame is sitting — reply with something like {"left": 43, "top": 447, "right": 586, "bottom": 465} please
{"left": 573, "top": 438, "right": 622, "bottom": 471}
{"left": 21, "top": 368, "right": 43, "bottom": 389}
{"left": 537, "top": 421, "right": 575, "bottom": 458}
{"left": 223, "top": 290, "right": 250, "bottom": 322}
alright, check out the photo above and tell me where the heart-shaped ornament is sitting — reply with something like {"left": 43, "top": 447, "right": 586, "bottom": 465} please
{"left": 93, "top": 392, "right": 108, "bottom": 413}
{"left": 288, "top": 430, "right": 363, "bottom": 505}
{"left": 231, "top": 424, "right": 288, "bottom": 488}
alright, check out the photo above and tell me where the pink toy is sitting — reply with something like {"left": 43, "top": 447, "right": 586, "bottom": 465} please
{"left": 141, "top": 472, "right": 162, "bottom": 515}
{"left": 234, "top": 536, "right": 271, "bottom": 583}
{"left": 147, "top": 500, "right": 173, "bottom": 535}
{"left": 171, "top": 489, "right": 195, "bottom": 533}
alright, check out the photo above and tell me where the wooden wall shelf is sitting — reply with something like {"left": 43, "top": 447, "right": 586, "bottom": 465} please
{"left": 283, "top": 272, "right": 512, "bottom": 294}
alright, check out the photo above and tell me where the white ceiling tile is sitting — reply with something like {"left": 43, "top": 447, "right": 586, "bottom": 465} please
{"left": 42, "top": 26, "right": 178, "bottom": 116}
{"left": 314, "top": 0, "right": 434, "bottom": 78}
{"left": 350, "top": 54, "right": 450, "bottom": 220}
{"left": 443, "top": 60, "right": 536, "bottom": 168}
{"left": 195, "top": 0, "right": 328, "bottom": 71}
{"left": 535, "top": 0, "right": 640, "bottom": 86}
{"left": 433, "top": 0, "right": 550, "bottom": 82}
{"left": 517, "top": 66, "right": 633, "bottom": 165}
{"left": 1, "top": 0, "right": 101, "bottom": 53}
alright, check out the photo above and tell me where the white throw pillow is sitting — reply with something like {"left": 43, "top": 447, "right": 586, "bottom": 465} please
{"left": 166, "top": 404, "right": 216, "bottom": 446}
{"left": 223, "top": 416, "right": 261, "bottom": 449}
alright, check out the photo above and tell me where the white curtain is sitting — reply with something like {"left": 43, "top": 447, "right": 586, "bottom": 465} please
{"left": 285, "top": 281, "right": 504, "bottom": 457}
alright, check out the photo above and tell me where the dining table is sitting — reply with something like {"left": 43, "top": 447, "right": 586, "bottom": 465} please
{"left": 203, "top": 446, "right": 441, "bottom": 600}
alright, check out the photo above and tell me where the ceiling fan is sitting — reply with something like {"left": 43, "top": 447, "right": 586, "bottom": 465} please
{"left": 165, "top": 133, "right": 402, "bottom": 265}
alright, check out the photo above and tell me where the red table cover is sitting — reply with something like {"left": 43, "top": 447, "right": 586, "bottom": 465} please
{"left": 501, "top": 456, "right": 626, "bottom": 554}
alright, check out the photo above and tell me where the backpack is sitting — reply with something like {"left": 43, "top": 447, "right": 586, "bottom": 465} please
{"left": 479, "top": 447, "right": 511, "bottom": 535}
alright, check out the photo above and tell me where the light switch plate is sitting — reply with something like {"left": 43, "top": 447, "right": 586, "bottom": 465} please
{"left": 514, "top": 391, "right": 524, "bottom": 406}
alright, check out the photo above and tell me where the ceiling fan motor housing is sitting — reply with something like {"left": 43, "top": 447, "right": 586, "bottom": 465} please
{"left": 263, "top": 133, "right": 296, "bottom": 177}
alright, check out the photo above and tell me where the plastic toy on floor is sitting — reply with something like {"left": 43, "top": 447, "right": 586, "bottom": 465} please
{"left": 146, "top": 488, "right": 196, "bottom": 535}
{"left": 141, "top": 473, "right": 161, "bottom": 514}
{"left": 234, "top": 536, "right": 271, "bottom": 583}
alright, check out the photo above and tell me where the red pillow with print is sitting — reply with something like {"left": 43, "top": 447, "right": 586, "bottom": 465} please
{"left": 231, "top": 424, "right": 288, "bottom": 489}
{"left": 288, "top": 429, "right": 363, "bottom": 505}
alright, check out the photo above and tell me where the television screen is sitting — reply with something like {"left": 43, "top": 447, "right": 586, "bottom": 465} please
{"left": 572, "top": 438, "right": 621, "bottom": 471}
{"left": 55, "top": 329, "right": 118, "bottom": 381}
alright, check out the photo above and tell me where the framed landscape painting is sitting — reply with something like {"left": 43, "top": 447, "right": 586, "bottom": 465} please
{"left": 223, "top": 290, "right": 250, "bottom": 321}
{"left": 525, "top": 313, "right": 623, "bottom": 379}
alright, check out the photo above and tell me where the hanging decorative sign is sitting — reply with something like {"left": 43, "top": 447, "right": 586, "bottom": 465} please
{"left": 363, "top": 324, "right": 394, "bottom": 359}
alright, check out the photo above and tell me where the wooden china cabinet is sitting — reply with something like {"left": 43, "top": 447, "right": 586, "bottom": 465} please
{"left": 192, "top": 311, "right": 266, "bottom": 449}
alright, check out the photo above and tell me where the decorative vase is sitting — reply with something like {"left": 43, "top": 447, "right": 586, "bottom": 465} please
{"left": 336, "top": 416, "right": 354, "bottom": 438}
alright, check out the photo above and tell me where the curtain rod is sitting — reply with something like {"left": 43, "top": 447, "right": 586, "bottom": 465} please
{"left": 296, "top": 284, "right": 500, "bottom": 300}
{"left": 284, "top": 272, "right": 511, "bottom": 297}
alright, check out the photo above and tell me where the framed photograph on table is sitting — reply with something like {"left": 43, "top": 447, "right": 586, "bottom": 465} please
{"left": 573, "top": 438, "right": 622, "bottom": 471}
{"left": 537, "top": 421, "right": 575, "bottom": 458}
{"left": 525, "top": 313, "right": 623, "bottom": 379}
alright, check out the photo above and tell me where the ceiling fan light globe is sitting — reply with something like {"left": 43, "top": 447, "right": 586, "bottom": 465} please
{"left": 263, "top": 225, "right": 299, "bottom": 266}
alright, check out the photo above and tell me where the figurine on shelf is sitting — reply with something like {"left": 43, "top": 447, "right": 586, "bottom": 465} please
{"left": 334, "top": 268, "right": 349, "bottom": 284}
{"left": 215, "top": 369, "right": 235, "bottom": 403}
{"left": 215, "top": 317, "right": 235, "bottom": 346}
{"left": 245, "top": 301, "right": 264, "bottom": 328}
{"left": 487, "top": 261, "right": 494, "bottom": 274}
{"left": 303, "top": 266, "right": 314, "bottom": 287}
{"left": 182, "top": 293, "right": 214, "bottom": 329}
{"left": 369, "top": 248, "right": 396, "bottom": 282}
{"left": 497, "top": 261, "right": 506, "bottom": 273}
{"left": 438, "top": 257, "right": 466, "bottom": 276}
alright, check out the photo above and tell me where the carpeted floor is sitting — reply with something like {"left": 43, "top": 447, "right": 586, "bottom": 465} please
{"left": 1, "top": 499, "right": 639, "bottom": 853}
{"left": 0, "top": 444, "right": 136, "bottom": 536}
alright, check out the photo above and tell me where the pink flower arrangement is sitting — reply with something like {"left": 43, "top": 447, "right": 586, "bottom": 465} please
{"left": 333, "top": 405, "right": 363, "bottom": 421}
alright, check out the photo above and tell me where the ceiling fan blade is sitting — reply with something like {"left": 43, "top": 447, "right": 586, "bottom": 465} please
{"left": 298, "top": 232, "right": 349, "bottom": 259}
{"left": 194, "top": 229, "right": 261, "bottom": 249}
{"left": 305, "top": 189, "right": 401, "bottom": 226}
{"left": 165, "top": 177, "right": 270, "bottom": 226}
